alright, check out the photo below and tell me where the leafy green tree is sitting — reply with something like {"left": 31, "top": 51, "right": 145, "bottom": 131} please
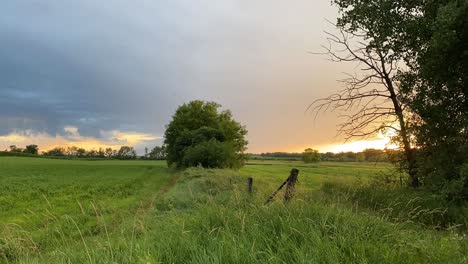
{"left": 312, "top": 0, "right": 419, "bottom": 187}
{"left": 397, "top": 0, "right": 468, "bottom": 200}
{"left": 302, "top": 148, "right": 320, "bottom": 163}
{"left": 164, "top": 100, "right": 247, "bottom": 168}
{"left": 329, "top": 0, "right": 467, "bottom": 198}
{"left": 182, "top": 139, "right": 237, "bottom": 168}
{"left": 65, "top": 146, "right": 78, "bottom": 156}
{"left": 149, "top": 145, "right": 166, "bottom": 160}
{"left": 104, "top": 148, "right": 116, "bottom": 158}
{"left": 356, "top": 152, "right": 366, "bottom": 162}
{"left": 76, "top": 148, "right": 86, "bottom": 157}
{"left": 363, "top": 149, "right": 388, "bottom": 162}
{"left": 9, "top": 145, "right": 23, "bottom": 153}
{"left": 43, "top": 147, "right": 66, "bottom": 156}
{"left": 87, "top": 149, "right": 98, "bottom": 157}
{"left": 117, "top": 146, "right": 137, "bottom": 160}
{"left": 23, "top": 144, "right": 39, "bottom": 155}
{"left": 97, "top": 148, "right": 105, "bottom": 158}
{"left": 321, "top": 152, "right": 336, "bottom": 161}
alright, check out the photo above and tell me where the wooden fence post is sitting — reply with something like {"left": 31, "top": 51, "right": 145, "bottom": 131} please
{"left": 284, "top": 168, "right": 299, "bottom": 202}
{"left": 247, "top": 177, "right": 253, "bottom": 194}
{"left": 264, "top": 168, "right": 299, "bottom": 204}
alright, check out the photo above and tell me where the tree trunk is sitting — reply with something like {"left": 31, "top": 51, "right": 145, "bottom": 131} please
{"left": 398, "top": 114, "right": 419, "bottom": 188}
{"left": 384, "top": 75, "right": 419, "bottom": 188}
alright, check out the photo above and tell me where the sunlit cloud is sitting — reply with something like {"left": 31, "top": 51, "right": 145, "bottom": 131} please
{"left": 0, "top": 127, "right": 161, "bottom": 153}
{"left": 64, "top": 126, "right": 80, "bottom": 137}
{"left": 0, "top": 133, "right": 31, "bottom": 144}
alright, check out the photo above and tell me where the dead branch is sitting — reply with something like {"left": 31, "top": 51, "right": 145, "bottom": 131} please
{"left": 309, "top": 26, "right": 406, "bottom": 140}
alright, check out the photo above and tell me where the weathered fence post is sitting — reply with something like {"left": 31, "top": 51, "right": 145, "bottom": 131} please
{"left": 247, "top": 177, "right": 253, "bottom": 194}
{"left": 284, "top": 168, "right": 299, "bottom": 202}
{"left": 264, "top": 168, "right": 299, "bottom": 204}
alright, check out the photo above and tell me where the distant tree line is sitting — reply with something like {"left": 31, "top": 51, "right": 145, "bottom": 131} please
{"left": 302, "top": 148, "right": 321, "bottom": 163}
{"left": 1, "top": 144, "right": 167, "bottom": 160}
{"left": 251, "top": 148, "right": 391, "bottom": 162}
{"left": 258, "top": 152, "right": 303, "bottom": 159}
{"left": 5, "top": 144, "right": 39, "bottom": 155}
{"left": 320, "top": 149, "right": 394, "bottom": 162}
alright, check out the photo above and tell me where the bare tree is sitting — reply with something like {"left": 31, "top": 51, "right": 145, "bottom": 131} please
{"left": 310, "top": 28, "right": 419, "bottom": 187}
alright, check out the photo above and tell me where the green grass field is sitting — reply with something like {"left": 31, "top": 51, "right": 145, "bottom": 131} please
{"left": 0, "top": 157, "right": 466, "bottom": 263}
{"left": 242, "top": 160, "right": 391, "bottom": 191}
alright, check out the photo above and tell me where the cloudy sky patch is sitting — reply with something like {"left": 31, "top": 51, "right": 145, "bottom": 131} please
{"left": 0, "top": 1, "right": 388, "bottom": 153}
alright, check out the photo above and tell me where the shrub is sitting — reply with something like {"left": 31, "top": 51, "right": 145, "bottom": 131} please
{"left": 302, "top": 148, "right": 320, "bottom": 163}
{"left": 181, "top": 139, "right": 240, "bottom": 168}
{"left": 164, "top": 101, "right": 247, "bottom": 169}
{"left": 117, "top": 146, "right": 137, "bottom": 160}
{"left": 320, "top": 177, "right": 468, "bottom": 231}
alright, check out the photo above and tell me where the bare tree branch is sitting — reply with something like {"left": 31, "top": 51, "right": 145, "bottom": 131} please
{"left": 308, "top": 27, "right": 409, "bottom": 141}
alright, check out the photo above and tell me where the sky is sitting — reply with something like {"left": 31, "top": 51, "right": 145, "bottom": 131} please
{"left": 0, "top": 1, "right": 394, "bottom": 154}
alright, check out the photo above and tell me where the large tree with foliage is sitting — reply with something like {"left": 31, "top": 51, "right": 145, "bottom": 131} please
{"left": 302, "top": 148, "right": 320, "bottom": 163}
{"left": 323, "top": 0, "right": 467, "bottom": 198}
{"left": 397, "top": 0, "right": 468, "bottom": 199}
{"left": 43, "top": 147, "right": 66, "bottom": 156}
{"left": 117, "top": 146, "right": 137, "bottom": 160}
{"left": 312, "top": 0, "right": 419, "bottom": 187}
{"left": 149, "top": 145, "right": 166, "bottom": 160}
{"left": 24, "top": 144, "right": 39, "bottom": 155}
{"left": 164, "top": 100, "right": 247, "bottom": 168}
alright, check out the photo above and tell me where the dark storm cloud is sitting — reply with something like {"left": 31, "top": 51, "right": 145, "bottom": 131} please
{"left": 0, "top": 29, "right": 99, "bottom": 135}
{"left": 0, "top": 0, "right": 184, "bottom": 138}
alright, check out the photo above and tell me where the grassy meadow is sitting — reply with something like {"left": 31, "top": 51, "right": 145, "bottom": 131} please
{"left": 0, "top": 157, "right": 467, "bottom": 263}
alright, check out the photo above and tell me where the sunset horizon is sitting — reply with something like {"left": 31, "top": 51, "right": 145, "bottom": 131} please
{"left": 0, "top": 125, "right": 397, "bottom": 154}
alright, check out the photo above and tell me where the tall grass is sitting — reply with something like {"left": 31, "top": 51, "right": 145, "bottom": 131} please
{"left": 1, "top": 159, "right": 467, "bottom": 263}
{"left": 320, "top": 176, "right": 468, "bottom": 231}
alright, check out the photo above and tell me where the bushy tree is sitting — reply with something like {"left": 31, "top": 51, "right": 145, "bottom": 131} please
{"left": 44, "top": 147, "right": 66, "bottom": 156}
{"left": 149, "top": 145, "right": 166, "bottom": 160}
{"left": 164, "top": 100, "right": 247, "bottom": 168}
{"left": 23, "top": 144, "right": 39, "bottom": 155}
{"left": 260, "top": 152, "right": 303, "bottom": 159}
{"left": 9, "top": 145, "right": 23, "bottom": 153}
{"left": 117, "top": 146, "right": 137, "bottom": 160}
{"left": 105, "top": 148, "right": 116, "bottom": 158}
{"left": 356, "top": 152, "right": 366, "bottom": 162}
{"left": 329, "top": 0, "right": 467, "bottom": 199}
{"left": 302, "top": 148, "right": 320, "bottom": 163}
{"left": 97, "top": 148, "right": 105, "bottom": 158}
{"left": 396, "top": 0, "right": 468, "bottom": 200}
{"left": 65, "top": 146, "right": 78, "bottom": 156}
{"left": 181, "top": 139, "right": 238, "bottom": 168}
{"left": 312, "top": 0, "right": 420, "bottom": 187}
{"left": 76, "top": 148, "right": 86, "bottom": 157}
{"left": 87, "top": 149, "right": 98, "bottom": 157}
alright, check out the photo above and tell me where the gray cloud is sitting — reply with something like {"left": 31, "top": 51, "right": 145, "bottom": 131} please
{"left": 0, "top": 0, "right": 352, "bottom": 152}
